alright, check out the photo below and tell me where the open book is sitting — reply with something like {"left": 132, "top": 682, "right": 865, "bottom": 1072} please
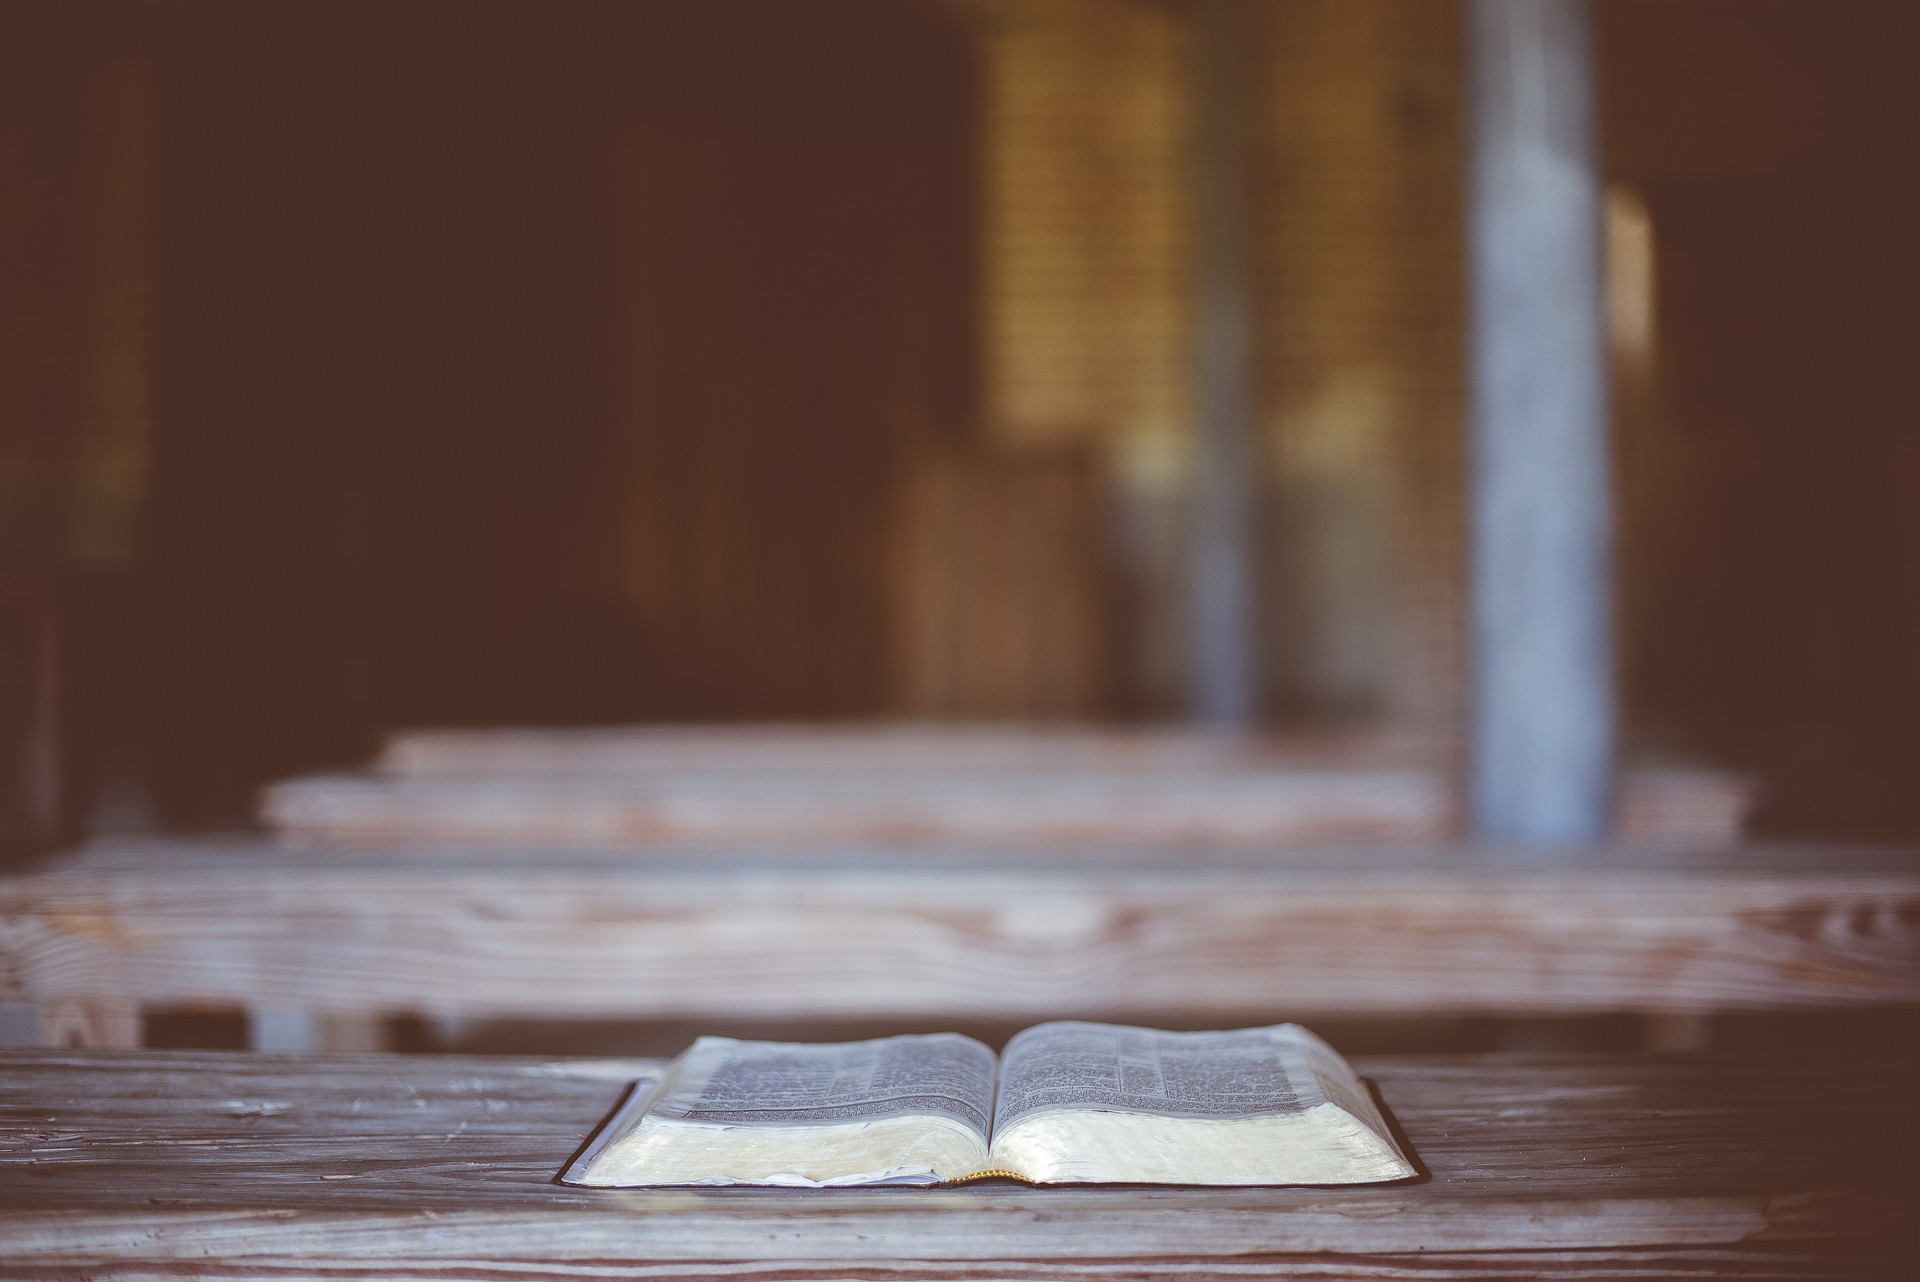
{"left": 563, "top": 1022, "right": 1414, "bottom": 1187}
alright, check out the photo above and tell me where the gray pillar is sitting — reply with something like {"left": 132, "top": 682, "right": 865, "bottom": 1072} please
{"left": 1188, "top": 0, "right": 1260, "bottom": 727}
{"left": 1467, "top": 0, "right": 1612, "bottom": 841}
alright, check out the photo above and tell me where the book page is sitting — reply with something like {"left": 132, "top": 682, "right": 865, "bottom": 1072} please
{"left": 649, "top": 1032, "right": 997, "bottom": 1141}
{"left": 994, "top": 1021, "right": 1305, "bottom": 1133}
{"left": 987, "top": 1023, "right": 1412, "bottom": 1185}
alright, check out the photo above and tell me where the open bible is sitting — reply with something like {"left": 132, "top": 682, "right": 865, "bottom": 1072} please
{"left": 563, "top": 1022, "right": 1414, "bottom": 1187}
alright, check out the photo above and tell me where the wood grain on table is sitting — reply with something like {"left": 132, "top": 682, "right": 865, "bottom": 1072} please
{"left": 0, "top": 1049, "right": 1910, "bottom": 1278}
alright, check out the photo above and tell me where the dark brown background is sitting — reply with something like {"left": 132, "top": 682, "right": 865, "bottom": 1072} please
{"left": 1, "top": 0, "right": 1917, "bottom": 839}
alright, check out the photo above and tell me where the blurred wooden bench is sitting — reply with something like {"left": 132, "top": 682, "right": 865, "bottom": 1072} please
{"left": 0, "top": 1047, "right": 1905, "bottom": 1278}
{"left": 262, "top": 723, "right": 1755, "bottom": 845}
{"left": 4, "top": 836, "right": 1914, "bottom": 1049}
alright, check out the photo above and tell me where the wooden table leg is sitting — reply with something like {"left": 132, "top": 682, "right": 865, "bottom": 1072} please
{"left": 249, "top": 1007, "right": 386, "bottom": 1052}
{"left": 37, "top": 999, "right": 140, "bottom": 1048}
{"left": 1644, "top": 1012, "right": 1712, "bottom": 1052}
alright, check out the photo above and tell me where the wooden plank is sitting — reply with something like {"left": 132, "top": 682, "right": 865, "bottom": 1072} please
{"left": 378, "top": 724, "right": 1451, "bottom": 773}
{"left": 1, "top": 838, "right": 1915, "bottom": 1023}
{"left": 0, "top": 1246, "right": 1882, "bottom": 1282}
{"left": 262, "top": 764, "right": 1750, "bottom": 846}
{"left": 0, "top": 1049, "right": 1908, "bottom": 1278}
{"left": 368, "top": 725, "right": 1753, "bottom": 844}
{"left": 261, "top": 765, "right": 1461, "bottom": 845}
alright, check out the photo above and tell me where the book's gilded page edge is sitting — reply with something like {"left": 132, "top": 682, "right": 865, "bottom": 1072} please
{"left": 559, "top": 1072, "right": 670, "bottom": 1186}
{"left": 1279, "top": 1025, "right": 1415, "bottom": 1176}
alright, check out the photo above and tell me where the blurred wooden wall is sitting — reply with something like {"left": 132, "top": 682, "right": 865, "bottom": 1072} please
{"left": 887, "top": 447, "right": 1109, "bottom": 717}
{"left": 1597, "top": 0, "right": 1920, "bottom": 834}
{"left": 0, "top": 1, "right": 152, "bottom": 851}
{"left": 1251, "top": 0, "right": 1465, "bottom": 729}
{"left": 618, "top": 2, "right": 978, "bottom": 719}
{"left": 965, "top": 0, "right": 1190, "bottom": 714}
{"left": 14, "top": 0, "right": 1914, "bottom": 838}
{"left": 959, "top": 0, "right": 1467, "bottom": 727}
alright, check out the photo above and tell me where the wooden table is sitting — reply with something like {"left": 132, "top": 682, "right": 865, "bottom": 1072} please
{"left": 1, "top": 1048, "right": 1909, "bottom": 1278}
{"left": 4, "top": 837, "right": 1918, "bottom": 1048}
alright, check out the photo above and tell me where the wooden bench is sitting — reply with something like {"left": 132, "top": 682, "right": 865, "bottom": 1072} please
{"left": 0, "top": 1047, "right": 1907, "bottom": 1278}
{"left": 261, "top": 723, "right": 1756, "bottom": 845}
{"left": 4, "top": 836, "right": 1916, "bottom": 1049}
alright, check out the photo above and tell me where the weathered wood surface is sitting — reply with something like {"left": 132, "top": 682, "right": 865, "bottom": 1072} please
{"left": 264, "top": 764, "right": 1463, "bottom": 845}
{"left": 262, "top": 767, "right": 1750, "bottom": 845}
{"left": 266, "top": 724, "right": 1751, "bottom": 844}
{"left": 377, "top": 724, "right": 1448, "bottom": 774}
{"left": 2, "top": 838, "right": 1916, "bottom": 1026}
{"left": 0, "top": 1049, "right": 1910, "bottom": 1278}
